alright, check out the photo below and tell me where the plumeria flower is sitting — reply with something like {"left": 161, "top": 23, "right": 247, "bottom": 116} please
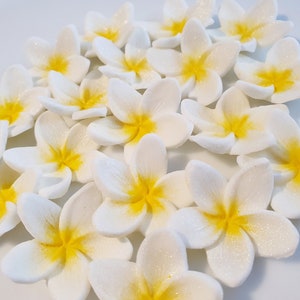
{"left": 147, "top": 19, "right": 240, "bottom": 105}
{"left": 214, "top": 0, "right": 293, "bottom": 52}
{"left": 181, "top": 87, "right": 280, "bottom": 155}
{"left": 89, "top": 230, "right": 223, "bottom": 300}
{"left": 238, "top": 109, "right": 300, "bottom": 219}
{"left": 0, "top": 64, "right": 48, "bottom": 157}
{"left": 145, "top": 0, "right": 215, "bottom": 48}
{"left": 88, "top": 78, "right": 192, "bottom": 160}
{"left": 93, "top": 27, "right": 160, "bottom": 89}
{"left": 235, "top": 37, "right": 300, "bottom": 103}
{"left": 0, "top": 161, "right": 38, "bottom": 237}
{"left": 169, "top": 159, "right": 299, "bottom": 287}
{"left": 84, "top": 2, "right": 134, "bottom": 48}
{"left": 26, "top": 25, "right": 90, "bottom": 85}
{"left": 92, "top": 134, "right": 193, "bottom": 237}
{"left": 1, "top": 183, "right": 133, "bottom": 300}
{"left": 3, "top": 111, "right": 101, "bottom": 199}
{"left": 40, "top": 71, "right": 109, "bottom": 120}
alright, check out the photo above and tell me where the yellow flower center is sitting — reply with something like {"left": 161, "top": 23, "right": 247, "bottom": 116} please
{"left": 0, "top": 186, "right": 17, "bottom": 219}
{"left": 95, "top": 27, "right": 119, "bottom": 42}
{"left": 203, "top": 201, "right": 248, "bottom": 236}
{"left": 0, "top": 100, "right": 24, "bottom": 124}
{"left": 126, "top": 176, "right": 165, "bottom": 215}
{"left": 227, "top": 21, "right": 262, "bottom": 42}
{"left": 46, "top": 145, "right": 82, "bottom": 172}
{"left": 45, "top": 55, "right": 68, "bottom": 74}
{"left": 181, "top": 55, "right": 207, "bottom": 83}
{"left": 163, "top": 18, "right": 187, "bottom": 36}
{"left": 123, "top": 114, "right": 156, "bottom": 144}
{"left": 72, "top": 88, "right": 106, "bottom": 110}
{"left": 256, "top": 67, "right": 294, "bottom": 93}
{"left": 220, "top": 114, "right": 254, "bottom": 139}
{"left": 123, "top": 57, "right": 149, "bottom": 76}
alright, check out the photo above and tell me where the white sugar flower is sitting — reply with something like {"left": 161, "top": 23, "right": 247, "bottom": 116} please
{"left": 88, "top": 78, "right": 192, "bottom": 159}
{"left": 40, "top": 71, "right": 109, "bottom": 120}
{"left": 0, "top": 161, "right": 38, "bottom": 237}
{"left": 26, "top": 25, "right": 90, "bottom": 85}
{"left": 84, "top": 2, "right": 134, "bottom": 48}
{"left": 1, "top": 183, "right": 133, "bottom": 300}
{"left": 89, "top": 230, "right": 223, "bottom": 300}
{"left": 93, "top": 27, "right": 160, "bottom": 89}
{"left": 235, "top": 37, "right": 300, "bottom": 103}
{"left": 146, "top": 0, "right": 215, "bottom": 48}
{"left": 0, "top": 64, "right": 48, "bottom": 157}
{"left": 181, "top": 87, "right": 278, "bottom": 155}
{"left": 147, "top": 19, "right": 240, "bottom": 105}
{"left": 92, "top": 134, "right": 193, "bottom": 236}
{"left": 216, "top": 0, "right": 293, "bottom": 52}
{"left": 169, "top": 159, "right": 299, "bottom": 287}
{"left": 3, "top": 111, "right": 101, "bottom": 199}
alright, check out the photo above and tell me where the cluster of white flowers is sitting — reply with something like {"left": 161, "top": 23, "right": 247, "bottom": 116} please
{"left": 0, "top": 0, "right": 300, "bottom": 299}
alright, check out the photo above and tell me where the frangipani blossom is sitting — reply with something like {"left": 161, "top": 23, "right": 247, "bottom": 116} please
{"left": 93, "top": 27, "right": 160, "bottom": 89}
{"left": 88, "top": 78, "right": 191, "bottom": 159}
{"left": 89, "top": 230, "right": 223, "bottom": 300}
{"left": 1, "top": 183, "right": 133, "bottom": 300}
{"left": 3, "top": 111, "right": 101, "bottom": 199}
{"left": 216, "top": 0, "right": 293, "bottom": 52}
{"left": 147, "top": 19, "right": 240, "bottom": 104}
{"left": 40, "top": 71, "right": 109, "bottom": 120}
{"left": 169, "top": 159, "right": 299, "bottom": 287}
{"left": 181, "top": 87, "right": 278, "bottom": 155}
{"left": 0, "top": 161, "right": 38, "bottom": 237}
{"left": 26, "top": 25, "right": 90, "bottom": 85}
{"left": 146, "top": 0, "right": 215, "bottom": 48}
{"left": 235, "top": 37, "right": 300, "bottom": 103}
{"left": 84, "top": 2, "right": 134, "bottom": 48}
{"left": 0, "top": 64, "right": 48, "bottom": 157}
{"left": 92, "top": 134, "right": 193, "bottom": 236}
{"left": 238, "top": 110, "right": 300, "bottom": 219}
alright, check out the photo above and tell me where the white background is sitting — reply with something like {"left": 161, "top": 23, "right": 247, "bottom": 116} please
{"left": 0, "top": 0, "right": 300, "bottom": 299}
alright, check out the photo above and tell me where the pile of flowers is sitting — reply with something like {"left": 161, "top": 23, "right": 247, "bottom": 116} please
{"left": 1, "top": 0, "right": 300, "bottom": 299}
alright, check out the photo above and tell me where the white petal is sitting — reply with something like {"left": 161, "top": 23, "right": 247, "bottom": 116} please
{"left": 72, "top": 107, "right": 107, "bottom": 120}
{"left": 93, "top": 199, "right": 146, "bottom": 236}
{"left": 245, "top": 211, "right": 299, "bottom": 257}
{"left": 147, "top": 48, "right": 182, "bottom": 75}
{"left": 17, "top": 193, "right": 61, "bottom": 243}
{"left": 1, "top": 240, "right": 60, "bottom": 283}
{"left": 169, "top": 207, "right": 222, "bottom": 249}
{"left": 55, "top": 25, "right": 80, "bottom": 56}
{"left": 271, "top": 83, "right": 300, "bottom": 103}
{"left": 64, "top": 55, "right": 90, "bottom": 83}
{"left": 219, "top": 0, "right": 244, "bottom": 26}
{"left": 164, "top": 0, "right": 187, "bottom": 20}
{"left": 137, "top": 230, "right": 188, "bottom": 287}
{"left": 152, "top": 35, "right": 182, "bottom": 49}
{"left": 127, "top": 27, "right": 150, "bottom": 49}
{"left": 157, "top": 170, "right": 193, "bottom": 208}
{"left": 0, "top": 202, "right": 19, "bottom": 236}
{"left": 234, "top": 57, "right": 264, "bottom": 82}
{"left": 247, "top": 0, "right": 277, "bottom": 24}
{"left": 206, "top": 231, "right": 255, "bottom": 287}
{"left": 186, "top": 160, "right": 227, "bottom": 211}
{"left": 225, "top": 159, "right": 273, "bottom": 214}
{"left": 99, "top": 65, "right": 136, "bottom": 83}
{"left": 154, "top": 113, "right": 192, "bottom": 147}
{"left": 132, "top": 134, "right": 167, "bottom": 179}
{"left": 181, "top": 19, "right": 211, "bottom": 56}
{"left": 13, "top": 169, "right": 39, "bottom": 194}
{"left": 26, "top": 37, "right": 51, "bottom": 66}
{"left": 0, "top": 121, "right": 8, "bottom": 158}
{"left": 48, "top": 253, "right": 90, "bottom": 300}
{"left": 88, "top": 116, "right": 130, "bottom": 146}
{"left": 41, "top": 97, "right": 78, "bottom": 116}
{"left": 235, "top": 80, "right": 274, "bottom": 100}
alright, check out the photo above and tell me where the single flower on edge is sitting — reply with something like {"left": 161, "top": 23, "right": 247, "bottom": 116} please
{"left": 40, "top": 71, "right": 109, "bottom": 120}
{"left": 89, "top": 230, "right": 223, "bottom": 300}
{"left": 92, "top": 134, "right": 193, "bottom": 236}
{"left": 169, "top": 159, "right": 299, "bottom": 287}
{"left": 235, "top": 37, "right": 300, "bottom": 103}
{"left": 3, "top": 111, "right": 101, "bottom": 199}
{"left": 147, "top": 18, "right": 240, "bottom": 105}
{"left": 88, "top": 78, "right": 192, "bottom": 160}
{"left": 1, "top": 183, "right": 133, "bottom": 300}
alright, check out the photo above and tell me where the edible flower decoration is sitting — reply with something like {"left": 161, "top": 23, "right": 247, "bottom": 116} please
{"left": 169, "top": 159, "right": 299, "bottom": 287}
{"left": 1, "top": 183, "right": 133, "bottom": 300}
{"left": 92, "top": 134, "right": 193, "bottom": 236}
{"left": 89, "top": 230, "right": 223, "bottom": 300}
